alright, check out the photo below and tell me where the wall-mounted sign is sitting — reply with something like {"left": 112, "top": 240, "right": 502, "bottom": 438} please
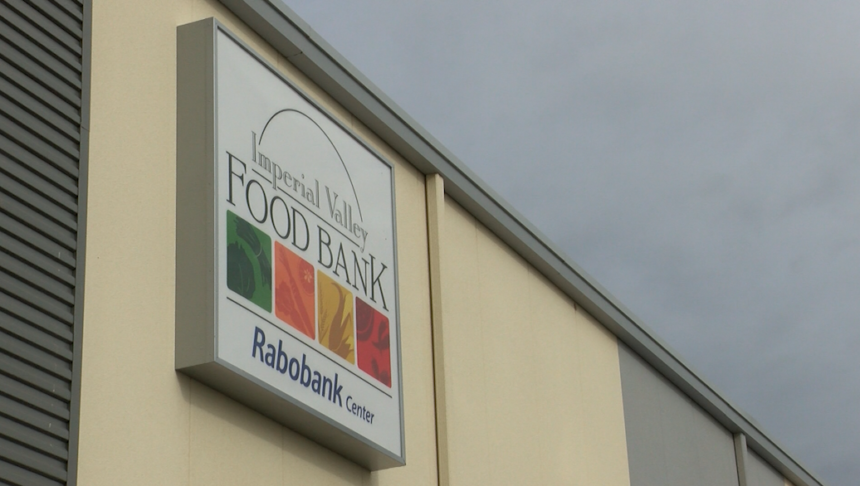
{"left": 176, "top": 19, "right": 404, "bottom": 470}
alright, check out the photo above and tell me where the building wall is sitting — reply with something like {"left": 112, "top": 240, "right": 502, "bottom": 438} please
{"left": 77, "top": 1, "right": 437, "bottom": 485}
{"left": 71, "top": 2, "right": 817, "bottom": 486}
{"left": 78, "top": 2, "right": 633, "bottom": 485}
{"left": 436, "top": 200, "right": 631, "bottom": 486}
{"left": 618, "top": 344, "right": 740, "bottom": 486}
{"left": 748, "top": 450, "right": 787, "bottom": 486}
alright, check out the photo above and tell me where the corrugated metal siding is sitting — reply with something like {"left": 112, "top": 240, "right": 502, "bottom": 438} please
{"left": 0, "top": 0, "right": 85, "bottom": 484}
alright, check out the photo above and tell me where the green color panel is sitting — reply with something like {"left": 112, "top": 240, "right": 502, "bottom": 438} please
{"left": 226, "top": 211, "right": 272, "bottom": 312}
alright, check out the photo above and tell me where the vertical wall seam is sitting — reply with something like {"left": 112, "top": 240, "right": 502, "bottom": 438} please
{"left": 612, "top": 328, "right": 633, "bottom": 486}
{"left": 425, "top": 173, "right": 449, "bottom": 486}
{"left": 735, "top": 433, "right": 750, "bottom": 486}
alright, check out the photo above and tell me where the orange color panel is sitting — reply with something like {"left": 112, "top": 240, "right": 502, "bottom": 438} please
{"left": 274, "top": 243, "right": 316, "bottom": 339}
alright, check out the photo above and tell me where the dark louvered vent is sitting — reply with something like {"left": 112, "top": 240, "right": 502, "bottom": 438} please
{"left": 0, "top": 0, "right": 86, "bottom": 484}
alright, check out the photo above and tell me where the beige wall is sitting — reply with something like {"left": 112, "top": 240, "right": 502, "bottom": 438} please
{"left": 79, "top": 1, "right": 436, "bottom": 485}
{"left": 747, "top": 450, "right": 787, "bottom": 486}
{"left": 80, "top": 1, "right": 631, "bottom": 485}
{"left": 433, "top": 200, "right": 631, "bottom": 486}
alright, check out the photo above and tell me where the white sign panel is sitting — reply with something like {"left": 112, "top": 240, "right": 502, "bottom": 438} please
{"left": 176, "top": 20, "right": 403, "bottom": 469}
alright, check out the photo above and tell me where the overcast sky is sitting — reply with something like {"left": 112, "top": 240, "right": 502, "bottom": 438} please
{"left": 283, "top": 2, "right": 860, "bottom": 484}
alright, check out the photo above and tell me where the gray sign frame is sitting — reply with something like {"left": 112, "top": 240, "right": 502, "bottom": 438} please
{"left": 175, "top": 18, "right": 405, "bottom": 471}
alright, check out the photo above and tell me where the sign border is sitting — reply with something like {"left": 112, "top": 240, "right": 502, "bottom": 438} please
{"left": 176, "top": 17, "right": 405, "bottom": 470}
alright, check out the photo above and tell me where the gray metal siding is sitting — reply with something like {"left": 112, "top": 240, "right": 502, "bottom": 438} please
{"left": 0, "top": 0, "right": 85, "bottom": 484}
{"left": 619, "top": 344, "right": 740, "bottom": 486}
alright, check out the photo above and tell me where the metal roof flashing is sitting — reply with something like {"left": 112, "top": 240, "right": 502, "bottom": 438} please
{"left": 213, "top": 1, "right": 825, "bottom": 485}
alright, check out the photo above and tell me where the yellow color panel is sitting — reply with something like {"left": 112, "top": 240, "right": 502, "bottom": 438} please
{"left": 317, "top": 271, "right": 356, "bottom": 364}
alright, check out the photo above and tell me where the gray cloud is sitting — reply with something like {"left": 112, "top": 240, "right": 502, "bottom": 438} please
{"left": 285, "top": 1, "right": 860, "bottom": 483}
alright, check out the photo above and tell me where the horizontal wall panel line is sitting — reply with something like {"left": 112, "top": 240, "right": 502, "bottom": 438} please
{"left": 0, "top": 252, "right": 75, "bottom": 305}
{"left": 0, "top": 205, "right": 77, "bottom": 255}
{"left": 53, "top": 0, "right": 84, "bottom": 22}
{"left": 0, "top": 172, "right": 78, "bottom": 233}
{"left": 0, "top": 195, "right": 77, "bottom": 248}
{"left": 0, "top": 138, "right": 79, "bottom": 195}
{"left": 0, "top": 106, "right": 80, "bottom": 161}
{"left": 0, "top": 274, "right": 74, "bottom": 326}
{"left": 0, "top": 117, "right": 79, "bottom": 177}
{"left": 0, "top": 177, "right": 78, "bottom": 235}
{"left": 0, "top": 312, "right": 73, "bottom": 361}
{"left": 28, "top": 0, "right": 82, "bottom": 37}
{"left": 0, "top": 295, "right": 73, "bottom": 345}
{"left": 0, "top": 57, "right": 80, "bottom": 125}
{"left": 0, "top": 79, "right": 81, "bottom": 144}
{"left": 0, "top": 15, "right": 81, "bottom": 73}
{"left": 0, "top": 23, "right": 81, "bottom": 85}
{"left": 0, "top": 39, "right": 80, "bottom": 109}
{"left": 0, "top": 235, "right": 75, "bottom": 286}
{"left": 0, "top": 415, "right": 68, "bottom": 461}
{"left": 0, "top": 375, "right": 69, "bottom": 421}
{"left": 0, "top": 457, "right": 64, "bottom": 486}
{"left": 0, "top": 219, "right": 76, "bottom": 269}
{"left": 0, "top": 331, "right": 72, "bottom": 381}
{"left": 0, "top": 3, "right": 81, "bottom": 71}
{"left": 0, "top": 352, "right": 71, "bottom": 401}
{"left": 0, "top": 292, "right": 73, "bottom": 341}
{"left": 0, "top": 213, "right": 76, "bottom": 260}
{"left": 0, "top": 0, "right": 82, "bottom": 53}
{"left": 0, "top": 157, "right": 77, "bottom": 214}
{"left": 0, "top": 96, "right": 81, "bottom": 155}
{"left": 0, "top": 0, "right": 81, "bottom": 56}
{"left": 0, "top": 113, "right": 79, "bottom": 170}
{"left": 0, "top": 209, "right": 76, "bottom": 255}
{"left": 0, "top": 394, "right": 69, "bottom": 441}
{"left": 0, "top": 436, "right": 66, "bottom": 483}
